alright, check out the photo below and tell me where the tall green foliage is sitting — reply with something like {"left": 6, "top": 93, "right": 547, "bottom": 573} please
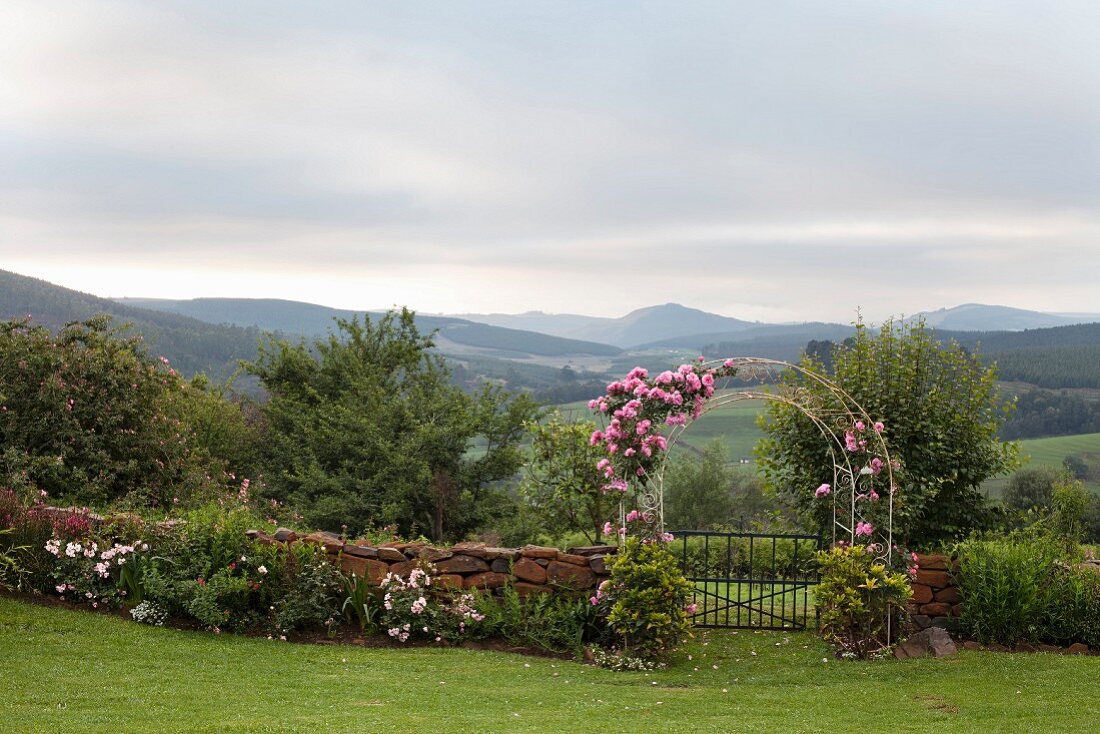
{"left": 758, "top": 318, "right": 1019, "bottom": 547}
{"left": 245, "top": 309, "right": 539, "bottom": 541}
{"left": 520, "top": 413, "right": 611, "bottom": 543}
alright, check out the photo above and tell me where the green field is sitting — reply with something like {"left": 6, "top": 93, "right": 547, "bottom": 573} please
{"left": 556, "top": 398, "right": 767, "bottom": 463}
{"left": 983, "top": 432, "right": 1100, "bottom": 498}
{"left": 560, "top": 398, "right": 1100, "bottom": 498}
{"left": 2, "top": 597, "right": 1099, "bottom": 733}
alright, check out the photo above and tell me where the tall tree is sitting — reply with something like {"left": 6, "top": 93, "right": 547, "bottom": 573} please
{"left": 520, "top": 412, "right": 612, "bottom": 543}
{"left": 245, "top": 309, "right": 538, "bottom": 540}
{"left": 758, "top": 318, "right": 1019, "bottom": 547}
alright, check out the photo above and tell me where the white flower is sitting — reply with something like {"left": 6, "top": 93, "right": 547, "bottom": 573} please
{"left": 257, "top": 565, "right": 268, "bottom": 575}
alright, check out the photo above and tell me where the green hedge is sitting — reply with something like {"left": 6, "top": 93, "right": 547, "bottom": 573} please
{"left": 956, "top": 534, "right": 1100, "bottom": 647}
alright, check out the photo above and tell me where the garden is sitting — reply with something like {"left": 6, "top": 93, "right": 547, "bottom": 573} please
{"left": 2, "top": 314, "right": 1100, "bottom": 733}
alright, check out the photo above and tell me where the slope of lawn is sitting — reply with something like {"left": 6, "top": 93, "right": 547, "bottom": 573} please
{"left": 1, "top": 597, "right": 1098, "bottom": 733}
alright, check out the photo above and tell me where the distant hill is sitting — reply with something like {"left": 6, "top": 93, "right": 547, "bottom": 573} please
{"left": 913, "top": 303, "right": 1083, "bottom": 331}
{"left": 0, "top": 270, "right": 262, "bottom": 381}
{"left": 633, "top": 323, "right": 858, "bottom": 357}
{"left": 456, "top": 302, "right": 759, "bottom": 348}
{"left": 118, "top": 297, "right": 621, "bottom": 360}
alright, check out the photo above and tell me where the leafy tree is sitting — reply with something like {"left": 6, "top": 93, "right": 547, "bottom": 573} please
{"left": 245, "top": 309, "right": 539, "bottom": 541}
{"left": 520, "top": 412, "right": 612, "bottom": 543}
{"left": 1003, "top": 466, "right": 1062, "bottom": 512}
{"left": 0, "top": 317, "right": 243, "bottom": 507}
{"left": 663, "top": 442, "right": 779, "bottom": 531}
{"left": 663, "top": 442, "right": 736, "bottom": 530}
{"left": 758, "top": 318, "right": 1019, "bottom": 548}
{"left": 1062, "top": 454, "right": 1091, "bottom": 481}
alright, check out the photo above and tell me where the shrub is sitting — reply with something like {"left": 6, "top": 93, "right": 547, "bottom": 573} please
{"left": 377, "top": 563, "right": 488, "bottom": 643}
{"left": 602, "top": 537, "right": 694, "bottom": 661}
{"left": 269, "top": 543, "right": 343, "bottom": 636}
{"left": 41, "top": 533, "right": 144, "bottom": 609}
{"left": 1049, "top": 478, "right": 1090, "bottom": 548}
{"left": 0, "top": 489, "right": 54, "bottom": 590}
{"left": 954, "top": 533, "right": 1062, "bottom": 645}
{"left": 129, "top": 600, "right": 168, "bottom": 626}
{"left": 487, "top": 585, "right": 600, "bottom": 654}
{"left": 0, "top": 318, "right": 249, "bottom": 509}
{"left": 815, "top": 544, "right": 912, "bottom": 658}
{"left": 0, "top": 527, "right": 26, "bottom": 590}
{"left": 340, "top": 571, "right": 382, "bottom": 633}
{"left": 1044, "top": 563, "right": 1100, "bottom": 648}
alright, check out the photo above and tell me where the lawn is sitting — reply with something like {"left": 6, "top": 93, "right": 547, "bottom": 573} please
{"left": 1, "top": 597, "right": 1098, "bottom": 733}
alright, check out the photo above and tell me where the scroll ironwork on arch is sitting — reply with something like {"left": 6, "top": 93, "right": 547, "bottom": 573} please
{"left": 589, "top": 357, "right": 897, "bottom": 566}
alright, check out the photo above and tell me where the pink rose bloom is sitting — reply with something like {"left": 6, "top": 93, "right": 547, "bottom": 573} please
{"left": 874, "top": 421, "right": 885, "bottom": 434}
{"left": 815, "top": 483, "right": 831, "bottom": 497}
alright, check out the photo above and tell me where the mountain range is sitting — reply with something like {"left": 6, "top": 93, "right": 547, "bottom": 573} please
{"left": 5, "top": 268, "right": 1100, "bottom": 391}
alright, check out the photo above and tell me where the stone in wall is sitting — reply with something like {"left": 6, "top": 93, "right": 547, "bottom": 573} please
{"left": 546, "top": 560, "right": 596, "bottom": 589}
{"left": 512, "top": 558, "right": 547, "bottom": 584}
{"left": 435, "top": 555, "right": 490, "bottom": 574}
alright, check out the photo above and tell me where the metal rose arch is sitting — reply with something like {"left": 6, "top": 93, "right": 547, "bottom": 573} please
{"left": 589, "top": 357, "right": 897, "bottom": 567}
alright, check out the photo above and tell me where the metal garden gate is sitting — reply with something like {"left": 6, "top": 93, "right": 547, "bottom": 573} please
{"left": 671, "top": 530, "right": 821, "bottom": 630}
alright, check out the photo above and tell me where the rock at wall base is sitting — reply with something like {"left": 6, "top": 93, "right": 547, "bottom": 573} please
{"left": 895, "top": 627, "right": 957, "bottom": 659}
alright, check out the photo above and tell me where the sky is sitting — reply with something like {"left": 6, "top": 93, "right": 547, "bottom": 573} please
{"left": 2, "top": 1, "right": 1099, "bottom": 323}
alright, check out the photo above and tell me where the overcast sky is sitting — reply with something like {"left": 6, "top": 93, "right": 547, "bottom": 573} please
{"left": 2, "top": 1, "right": 1098, "bottom": 322}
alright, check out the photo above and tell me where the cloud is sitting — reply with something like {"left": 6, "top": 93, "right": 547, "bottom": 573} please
{"left": 0, "top": 1, "right": 1098, "bottom": 321}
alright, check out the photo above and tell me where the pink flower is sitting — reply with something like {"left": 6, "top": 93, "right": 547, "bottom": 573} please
{"left": 625, "top": 510, "right": 640, "bottom": 522}
{"left": 815, "top": 483, "right": 831, "bottom": 498}
{"left": 854, "top": 420, "right": 865, "bottom": 431}
{"left": 589, "top": 430, "right": 603, "bottom": 446}
{"left": 855, "top": 521, "right": 874, "bottom": 537}
{"left": 685, "top": 603, "right": 697, "bottom": 615}
{"left": 874, "top": 421, "right": 884, "bottom": 434}
{"left": 603, "top": 521, "right": 614, "bottom": 536}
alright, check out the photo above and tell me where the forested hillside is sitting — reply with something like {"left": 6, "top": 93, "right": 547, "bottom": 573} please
{"left": 0, "top": 270, "right": 262, "bottom": 381}
{"left": 121, "top": 297, "right": 621, "bottom": 359}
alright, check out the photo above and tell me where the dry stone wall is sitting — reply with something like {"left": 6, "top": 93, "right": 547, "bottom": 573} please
{"left": 909, "top": 553, "right": 961, "bottom": 630}
{"left": 249, "top": 528, "right": 616, "bottom": 597}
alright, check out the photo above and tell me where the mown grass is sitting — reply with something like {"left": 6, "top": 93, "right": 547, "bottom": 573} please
{"left": 2, "top": 597, "right": 1098, "bottom": 733}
